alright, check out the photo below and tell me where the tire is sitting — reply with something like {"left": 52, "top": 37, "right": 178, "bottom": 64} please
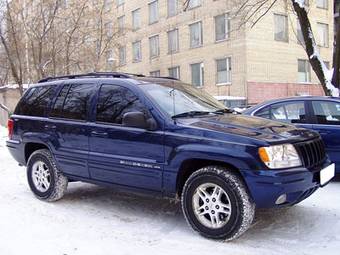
{"left": 27, "top": 149, "right": 68, "bottom": 202}
{"left": 181, "top": 166, "right": 255, "bottom": 241}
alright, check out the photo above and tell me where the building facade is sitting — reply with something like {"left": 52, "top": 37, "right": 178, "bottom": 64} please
{"left": 112, "top": 0, "right": 334, "bottom": 105}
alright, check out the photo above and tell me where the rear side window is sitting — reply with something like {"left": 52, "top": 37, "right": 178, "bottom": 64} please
{"left": 255, "top": 106, "right": 270, "bottom": 119}
{"left": 271, "top": 102, "right": 306, "bottom": 123}
{"left": 15, "top": 85, "right": 57, "bottom": 117}
{"left": 254, "top": 102, "right": 306, "bottom": 124}
{"left": 96, "top": 84, "right": 149, "bottom": 124}
{"left": 312, "top": 101, "right": 340, "bottom": 125}
{"left": 50, "top": 84, "right": 93, "bottom": 121}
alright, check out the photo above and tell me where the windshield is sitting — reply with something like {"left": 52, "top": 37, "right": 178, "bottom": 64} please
{"left": 139, "top": 81, "right": 227, "bottom": 117}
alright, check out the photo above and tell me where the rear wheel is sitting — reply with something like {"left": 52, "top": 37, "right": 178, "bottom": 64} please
{"left": 27, "top": 149, "right": 68, "bottom": 202}
{"left": 181, "top": 166, "right": 255, "bottom": 241}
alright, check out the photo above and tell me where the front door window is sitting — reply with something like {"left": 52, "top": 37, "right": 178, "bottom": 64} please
{"left": 312, "top": 101, "right": 340, "bottom": 125}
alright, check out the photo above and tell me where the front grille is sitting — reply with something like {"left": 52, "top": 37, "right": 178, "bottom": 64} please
{"left": 294, "top": 138, "right": 326, "bottom": 169}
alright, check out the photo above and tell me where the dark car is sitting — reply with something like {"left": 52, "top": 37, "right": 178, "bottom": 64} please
{"left": 243, "top": 96, "right": 340, "bottom": 174}
{"left": 6, "top": 73, "right": 335, "bottom": 241}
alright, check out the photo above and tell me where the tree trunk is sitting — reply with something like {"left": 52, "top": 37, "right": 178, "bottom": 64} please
{"left": 332, "top": 6, "right": 340, "bottom": 89}
{"left": 0, "top": 102, "right": 10, "bottom": 115}
{"left": 292, "top": 1, "right": 334, "bottom": 96}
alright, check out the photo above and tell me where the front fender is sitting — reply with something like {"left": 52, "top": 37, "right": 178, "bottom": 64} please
{"left": 163, "top": 143, "right": 261, "bottom": 196}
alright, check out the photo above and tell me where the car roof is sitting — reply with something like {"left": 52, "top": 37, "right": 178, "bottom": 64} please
{"left": 244, "top": 96, "right": 340, "bottom": 114}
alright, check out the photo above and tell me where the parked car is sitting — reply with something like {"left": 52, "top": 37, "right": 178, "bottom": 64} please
{"left": 243, "top": 96, "right": 340, "bottom": 174}
{"left": 6, "top": 73, "right": 335, "bottom": 241}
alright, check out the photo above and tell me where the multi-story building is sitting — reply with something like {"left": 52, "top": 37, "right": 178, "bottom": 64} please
{"left": 113, "top": 0, "right": 334, "bottom": 106}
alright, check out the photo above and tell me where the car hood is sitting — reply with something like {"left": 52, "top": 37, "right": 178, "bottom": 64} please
{"left": 176, "top": 114, "right": 318, "bottom": 144}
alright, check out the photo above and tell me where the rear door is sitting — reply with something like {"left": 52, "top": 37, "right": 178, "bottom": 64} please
{"left": 47, "top": 82, "right": 96, "bottom": 178}
{"left": 309, "top": 100, "right": 340, "bottom": 172}
{"left": 88, "top": 83, "right": 164, "bottom": 191}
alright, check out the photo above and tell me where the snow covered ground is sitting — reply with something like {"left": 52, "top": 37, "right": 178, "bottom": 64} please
{"left": 0, "top": 125, "right": 339, "bottom": 255}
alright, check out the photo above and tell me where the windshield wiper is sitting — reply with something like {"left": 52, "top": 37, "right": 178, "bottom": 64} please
{"left": 172, "top": 111, "right": 211, "bottom": 119}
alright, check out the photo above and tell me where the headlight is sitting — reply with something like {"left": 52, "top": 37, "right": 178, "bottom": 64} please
{"left": 258, "top": 144, "right": 302, "bottom": 169}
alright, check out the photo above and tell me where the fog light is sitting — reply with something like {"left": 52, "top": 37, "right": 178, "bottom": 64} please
{"left": 275, "top": 194, "right": 287, "bottom": 205}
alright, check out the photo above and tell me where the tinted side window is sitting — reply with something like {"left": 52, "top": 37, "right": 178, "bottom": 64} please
{"left": 270, "top": 102, "right": 306, "bottom": 123}
{"left": 96, "top": 85, "right": 149, "bottom": 124}
{"left": 15, "top": 85, "right": 57, "bottom": 117}
{"left": 312, "top": 101, "right": 340, "bottom": 125}
{"left": 255, "top": 106, "right": 270, "bottom": 119}
{"left": 50, "top": 84, "right": 93, "bottom": 121}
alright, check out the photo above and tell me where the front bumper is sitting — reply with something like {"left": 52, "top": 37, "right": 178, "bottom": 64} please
{"left": 240, "top": 160, "right": 332, "bottom": 208}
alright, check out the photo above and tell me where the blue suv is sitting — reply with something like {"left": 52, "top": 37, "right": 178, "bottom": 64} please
{"left": 6, "top": 73, "right": 335, "bottom": 241}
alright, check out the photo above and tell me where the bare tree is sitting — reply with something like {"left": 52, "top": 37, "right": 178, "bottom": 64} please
{"left": 21, "top": 0, "right": 60, "bottom": 80}
{"left": 0, "top": 0, "right": 121, "bottom": 86}
{"left": 183, "top": 0, "right": 339, "bottom": 97}
{"left": 0, "top": 0, "right": 25, "bottom": 95}
{"left": 82, "top": 0, "right": 120, "bottom": 71}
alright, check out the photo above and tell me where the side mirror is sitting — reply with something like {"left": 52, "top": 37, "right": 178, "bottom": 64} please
{"left": 122, "top": 111, "right": 157, "bottom": 130}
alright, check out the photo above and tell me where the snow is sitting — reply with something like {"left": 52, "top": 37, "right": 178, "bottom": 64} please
{"left": 0, "top": 84, "right": 30, "bottom": 90}
{"left": 0, "top": 126, "right": 340, "bottom": 255}
{"left": 214, "top": 96, "right": 246, "bottom": 101}
{"left": 293, "top": 0, "right": 306, "bottom": 8}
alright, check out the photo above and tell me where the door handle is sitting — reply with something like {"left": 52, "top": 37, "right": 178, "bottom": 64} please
{"left": 319, "top": 131, "right": 331, "bottom": 135}
{"left": 91, "top": 131, "right": 108, "bottom": 137}
{"left": 44, "top": 124, "right": 57, "bottom": 130}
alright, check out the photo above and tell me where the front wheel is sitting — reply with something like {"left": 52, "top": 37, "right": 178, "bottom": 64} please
{"left": 181, "top": 166, "right": 255, "bottom": 241}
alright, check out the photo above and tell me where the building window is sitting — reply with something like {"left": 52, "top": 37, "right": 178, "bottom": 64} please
{"left": 189, "top": 21, "right": 203, "bottom": 48}
{"left": 298, "top": 59, "right": 311, "bottom": 83}
{"left": 168, "top": 0, "right": 178, "bottom": 17}
{"left": 132, "top": 8, "right": 141, "bottom": 30}
{"left": 168, "top": 66, "right": 180, "bottom": 79}
{"left": 149, "top": 0, "right": 159, "bottom": 24}
{"left": 132, "top": 41, "right": 142, "bottom": 62}
{"left": 216, "top": 57, "right": 231, "bottom": 85}
{"left": 316, "top": 0, "right": 328, "bottom": 9}
{"left": 150, "top": 70, "right": 160, "bottom": 77}
{"left": 297, "top": 19, "right": 304, "bottom": 45}
{"left": 191, "top": 62, "right": 204, "bottom": 87}
{"left": 118, "top": 15, "right": 125, "bottom": 34}
{"left": 188, "top": 0, "right": 201, "bottom": 9}
{"left": 317, "top": 23, "right": 329, "bottom": 47}
{"left": 118, "top": 46, "right": 126, "bottom": 66}
{"left": 168, "top": 29, "right": 179, "bottom": 53}
{"left": 60, "top": 0, "right": 68, "bottom": 9}
{"left": 149, "top": 35, "right": 160, "bottom": 59}
{"left": 105, "top": 21, "right": 113, "bottom": 37}
{"left": 116, "top": 0, "right": 124, "bottom": 6}
{"left": 106, "top": 49, "right": 114, "bottom": 62}
{"left": 274, "top": 14, "right": 288, "bottom": 42}
{"left": 215, "top": 13, "right": 230, "bottom": 41}
{"left": 104, "top": 0, "right": 112, "bottom": 11}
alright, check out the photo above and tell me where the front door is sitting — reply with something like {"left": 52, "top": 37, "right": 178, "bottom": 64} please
{"left": 310, "top": 100, "right": 340, "bottom": 173}
{"left": 88, "top": 84, "right": 164, "bottom": 191}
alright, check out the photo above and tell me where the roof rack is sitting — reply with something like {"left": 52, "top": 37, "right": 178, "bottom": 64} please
{"left": 38, "top": 72, "right": 144, "bottom": 83}
{"left": 38, "top": 72, "right": 179, "bottom": 83}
